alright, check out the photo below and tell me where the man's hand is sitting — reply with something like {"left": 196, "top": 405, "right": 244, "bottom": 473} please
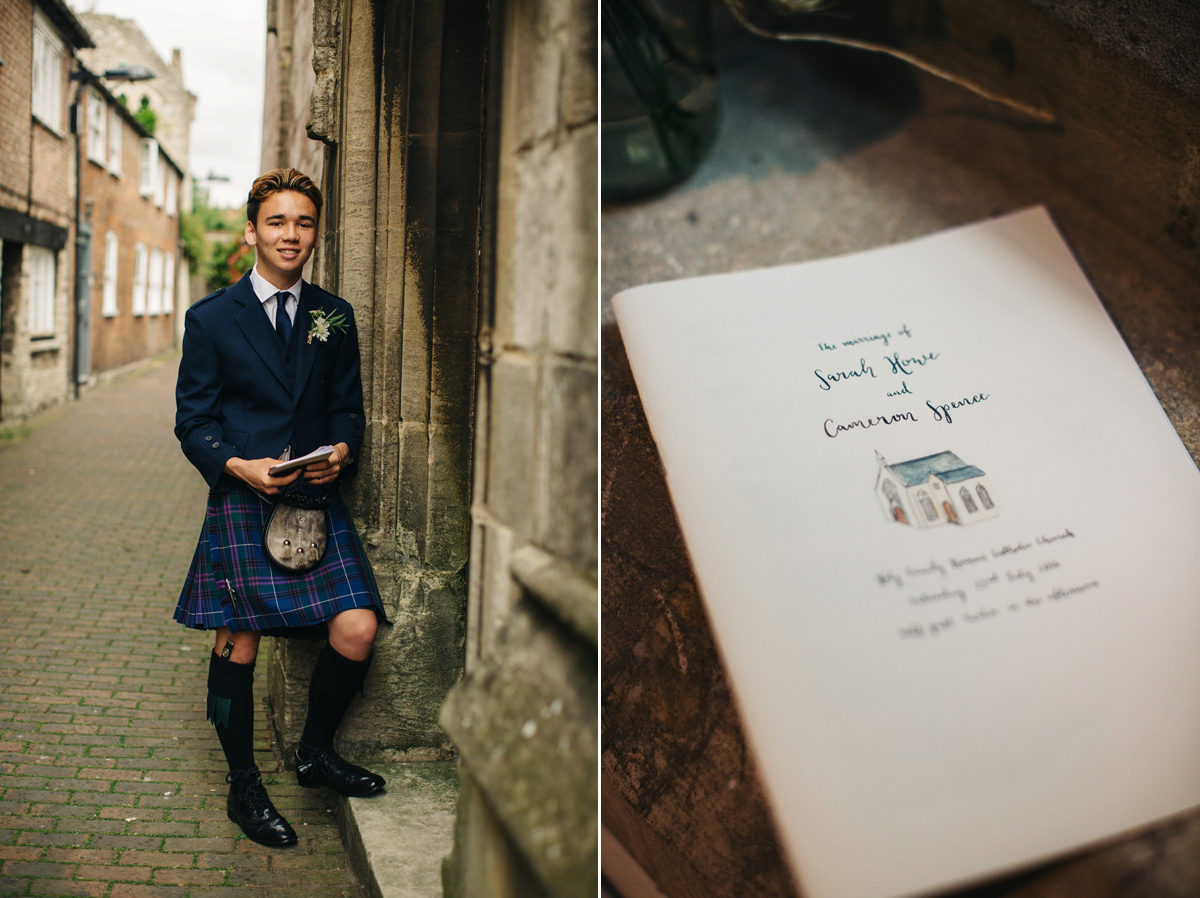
{"left": 224, "top": 456, "right": 302, "bottom": 495}
{"left": 303, "top": 442, "right": 351, "bottom": 486}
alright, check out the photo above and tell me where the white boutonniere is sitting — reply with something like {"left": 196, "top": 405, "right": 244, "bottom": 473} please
{"left": 307, "top": 308, "right": 349, "bottom": 344}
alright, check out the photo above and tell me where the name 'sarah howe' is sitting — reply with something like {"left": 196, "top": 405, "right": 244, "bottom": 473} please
{"left": 814, "top": 350, "right": 989, "bottom": 438}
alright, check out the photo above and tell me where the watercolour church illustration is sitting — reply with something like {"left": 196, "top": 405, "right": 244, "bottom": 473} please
{"left": 875, "top": 450, "right": 1000, "bottom": 528}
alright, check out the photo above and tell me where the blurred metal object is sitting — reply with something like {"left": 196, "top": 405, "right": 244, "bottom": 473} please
{"left": 764, "top": 0, "right": 839, "bottom": 12}
{"left": 722, "top": 0, "right": 1056, "bottom": 123}
{"left": 601, "top": 0, "right": 721, "bottom": 201}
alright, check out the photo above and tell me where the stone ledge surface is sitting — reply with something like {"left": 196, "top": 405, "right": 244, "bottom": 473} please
{"left": 338, "top": 761, "right": 459, "bottom": 898}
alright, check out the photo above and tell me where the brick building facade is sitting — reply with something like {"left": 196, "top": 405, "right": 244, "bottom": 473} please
{"left": 76, "top": 12, "right": 196, "bottom": 216}
{"left": 0, "top": 0, "right": 92, "bottom": 421}
{"left": 0, "top": 1, "right": 193, "bottom": 421}
{"left": 79, "top": 76, "right": 184, "bottom": 378}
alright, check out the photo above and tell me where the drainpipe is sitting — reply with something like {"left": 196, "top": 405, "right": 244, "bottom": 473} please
{"left": 70, "top": 69, "right": 88, "bottom": 398}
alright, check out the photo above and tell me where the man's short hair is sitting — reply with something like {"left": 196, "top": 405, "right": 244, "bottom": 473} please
{"left": 246, "top": 168, "right": 323, "bottom": 227}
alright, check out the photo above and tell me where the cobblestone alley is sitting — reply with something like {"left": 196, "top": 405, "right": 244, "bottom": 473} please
{"left": 0, "top": 357, "right": 362, "bottom": 897}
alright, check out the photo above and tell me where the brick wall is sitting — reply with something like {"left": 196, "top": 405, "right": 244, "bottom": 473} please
{"left": 29, "top": 126, "right": 72, "bottom": 228}
{"left": 0, "top": 1, "right": 34, "bottom": 207}
{"left": 83, "top": 99, "right": 181, "bottom": 376}
{"left": 0, "top": 0, "right": 79, "bottom": 421}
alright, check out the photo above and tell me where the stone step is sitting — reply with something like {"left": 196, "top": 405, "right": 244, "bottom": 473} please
{"left": 338, "top": 761, "right": 459, "bottom": 898}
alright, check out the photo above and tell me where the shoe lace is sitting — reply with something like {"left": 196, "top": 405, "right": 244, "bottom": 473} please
{"left": 226, "top": 769, "right": 272, "bottom": 812}
{"left": 299, "top": 746, "right": 339, "bottom": 772}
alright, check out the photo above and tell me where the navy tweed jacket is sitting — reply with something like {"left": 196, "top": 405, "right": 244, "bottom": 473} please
{"left": 174, "top": 272, "right": 366, "bottom": 493}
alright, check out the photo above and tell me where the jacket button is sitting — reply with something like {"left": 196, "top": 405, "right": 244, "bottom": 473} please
{"left": 201, "top": 423, "right": 210, "bottom": 429}
{"left": 350, "top": 413, "right": 357, "bottom": 419}
{"left": 212, "top": 442, "right": 221, "bottom": 448}
{"left": 204, "top": 435, "right": 213, "bottom": 441}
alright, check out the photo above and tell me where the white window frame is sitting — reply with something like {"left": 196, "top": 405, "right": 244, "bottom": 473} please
{"left": 139, "top": 139, "right": 159, "bottom": 198}
{"left": 132, "top": 243, "right": 147, "bottom": 315}
{"left": 107, "top": 107, "right": 123, "bottom": 174}
{"left": 87, "top": 88, "right": 107, "bottom": 165}
{"left": 32, "top": 11, "right": 64, "bottom": 134}
{"left": 28, "top": 246, "right": 57, "bottom": 337}
{"left": 154, "top": 159, "right": 166, "bottom": 209}
{"left": 147, "top": 248, "right": 163, "bottom": 315}
{"left": 163, "top": 251, "right": 175, "bottom": 315}
{"left": 102, "top": 231, "right": 119, "bottom": 317}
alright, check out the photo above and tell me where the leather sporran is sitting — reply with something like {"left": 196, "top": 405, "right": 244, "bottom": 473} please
{"left": 262, "top": 491, "right": 331, "bottom": 574}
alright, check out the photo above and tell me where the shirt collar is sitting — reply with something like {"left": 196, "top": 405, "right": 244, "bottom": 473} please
{"left": 249, "top": 265, "right": 303, "bottom": 306}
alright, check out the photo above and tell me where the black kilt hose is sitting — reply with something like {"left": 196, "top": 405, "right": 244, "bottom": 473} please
{"left": 175, "top": 485, "right": 384, "bottom": 636}
{"left": 174, "top": 274, "right": 385, "bottom": 637}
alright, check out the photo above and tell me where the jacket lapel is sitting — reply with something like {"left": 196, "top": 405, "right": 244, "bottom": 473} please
{"left": 232, "top": 275, "right": 291, "bottom": 393}
{"left": 291, "top": 283, "right": 321, "bottom": 401}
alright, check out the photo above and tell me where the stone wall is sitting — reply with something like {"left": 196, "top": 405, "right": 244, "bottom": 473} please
{"left": 261, "top": 0, "right": 323, "bottom": 183}
{"left": 439, "top": 0, "right": 598, "bottom": 894}
{"left": 1, "top": 243, "right": 71, "bottom": 420}
{"left": 265, "top": 0, "right": 487, "bottom": 763}
{"left": 261, "top": 2, "right": 597, "bottom": 894}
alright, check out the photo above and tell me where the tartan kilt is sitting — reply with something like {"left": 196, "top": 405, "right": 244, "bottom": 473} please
{"left": 174, "top": 485, "right": 385, "bottom": 636}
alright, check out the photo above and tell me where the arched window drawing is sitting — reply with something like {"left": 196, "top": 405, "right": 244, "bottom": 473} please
{"left": 959, "top": 487, "right": 978, "bottom": 513}
{"left": 977, "top": 484, "right": 994, "bottom": 509}
{"left": 882, "top": 479, "right": 906, "bottom": 522}
{"left": 918, "top": 490, "right": 937, "bottom": 521}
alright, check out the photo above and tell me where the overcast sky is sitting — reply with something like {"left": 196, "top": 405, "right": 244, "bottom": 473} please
{"left": 69, "top": 0, "right": 267, "bottom": 208}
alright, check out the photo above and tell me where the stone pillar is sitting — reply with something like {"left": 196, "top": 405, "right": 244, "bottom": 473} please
{"left": 260, "top": 4, "right": 597, "bottom": 893}
{"left": 439, "top": 0, "right": 598, "bottom": 894}
{"left": 266, "top": 0, "right": 488, "bottom": 762}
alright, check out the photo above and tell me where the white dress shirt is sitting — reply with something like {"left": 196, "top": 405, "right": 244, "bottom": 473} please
{"left": 249, "top": 265, "right": 301, "bottom": 327}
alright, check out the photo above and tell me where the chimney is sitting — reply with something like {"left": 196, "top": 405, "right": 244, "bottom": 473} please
{"left": 172, "top": 48, "right": 183, "bottom": 75}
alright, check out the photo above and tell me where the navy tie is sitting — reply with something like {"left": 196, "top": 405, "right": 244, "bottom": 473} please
{"left": 274, "top": 292, "right": 293, "bottom": 345}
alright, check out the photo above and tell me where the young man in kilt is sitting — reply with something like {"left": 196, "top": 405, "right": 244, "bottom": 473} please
{"left": 174, "top": 168, "right": 387, "bottom": 847}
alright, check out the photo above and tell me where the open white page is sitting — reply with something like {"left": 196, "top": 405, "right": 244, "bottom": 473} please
{"left": 611, "top": 207, "right": 1200, "bottom": 898}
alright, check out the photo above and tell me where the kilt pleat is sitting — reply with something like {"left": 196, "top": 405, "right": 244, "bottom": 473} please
{"left": 175, "top": 486, "right": 384, "bottom": 635}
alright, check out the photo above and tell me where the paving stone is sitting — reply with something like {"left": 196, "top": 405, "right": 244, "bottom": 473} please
{"left": 41, "top": 848, "right": 118, "bottom": 864}
{"left": 108, "top": 885, "right": 193, "bottom": 898}
{"left": 150, "top": 867, "right": 226, "bottom": 886}
{"left": 88, "top": 836, "right": 163, "bottom": 851}
{"left": 16, "top": 833, "right": 91, "bottom": 848}
{"left": 119, "top": 849, "right": 195, "bottom": 868}
{"left": 75, "top": 862, "right": 153, "bottom": 881}
{"left": 2, "top": 860, "right": 76, "bottom": 878}
{"left": 0, "top": 844, "right": 43, "bottom": 860}
{"left": 28, "top": 880, "right": 108, "bottom": 897}
{"left": 0, "top": 359, "right": 363, "bottom": 896}
{"left": 30, "top": 805, "right": 96, "bottom": 819}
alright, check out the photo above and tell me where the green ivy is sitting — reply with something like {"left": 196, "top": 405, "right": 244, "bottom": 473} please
{"left": 133, "top": 95, "right": 156, "bottom": 135}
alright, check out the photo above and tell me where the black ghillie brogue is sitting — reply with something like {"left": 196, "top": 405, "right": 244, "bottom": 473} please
{"left": 295, "top": 747, "right": 386, "bottom": 797}
{"left": 226, "top": 768, "right": 297, "bottom": 847}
